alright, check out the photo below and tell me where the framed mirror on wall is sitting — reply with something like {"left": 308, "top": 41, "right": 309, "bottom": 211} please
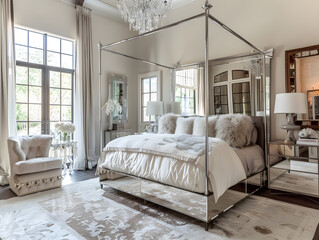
{"left": 108, "top": 73, "right": 128, "bottom": 123}
{"left": 208, "top": 52, "right": 269, "bottom": 117}
{"left": 285, "top": 45, "right": 319, "bottom": 129}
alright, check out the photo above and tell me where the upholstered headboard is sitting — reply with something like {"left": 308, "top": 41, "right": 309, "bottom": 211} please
{"left": 251, "top": 116, "right": 265, "bottom": 151}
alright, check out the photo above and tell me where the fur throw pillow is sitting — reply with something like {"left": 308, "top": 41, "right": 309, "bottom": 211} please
{"left": 158, "top": 113, "right": 179, "bottom": 134}
{"left": 175, "top": 117, "right": 194, "bottom": 135}
{"left": 215, "top": 114, "right": 253, "bottom": 148}
{"left": 192, "top": 116, "right": 218, "bottom": 137}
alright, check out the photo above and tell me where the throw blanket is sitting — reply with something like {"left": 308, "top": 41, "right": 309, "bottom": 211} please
{"left": 102, "top": 134, "right": 246, "bottom": 202}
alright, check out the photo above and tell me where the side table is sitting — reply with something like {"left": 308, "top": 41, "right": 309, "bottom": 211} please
{"left": 268, "top": 140, "right": 319, "bottom": 197}
{"left": 51, "top": 141, "right": 78, "bottom": 174}
{"left": 0, "top": 166, "right": 8, "bottom": 186}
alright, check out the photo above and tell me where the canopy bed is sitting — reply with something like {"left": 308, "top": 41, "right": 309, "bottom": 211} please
{"left": 97, "top": 1, "right": 272, "bottom": 230}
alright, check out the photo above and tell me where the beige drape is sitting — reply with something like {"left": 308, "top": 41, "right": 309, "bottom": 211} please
{"left": 0, "top": 0, "right": 16, "bottom": 184}
{"left": 197, "top": 67, "right": 205, "bottom": 116}
{"left": 74, "top": 5, "right": 96, "bottom": 170}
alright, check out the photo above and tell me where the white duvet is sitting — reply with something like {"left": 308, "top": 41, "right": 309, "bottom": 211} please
{"left": 101, "top": 134, "right": 246, "bottom": 202}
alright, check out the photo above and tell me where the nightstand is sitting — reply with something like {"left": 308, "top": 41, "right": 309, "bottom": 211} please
{"left": 268, "top": 141, "right": 319, "bottom": 197}
{"left": 104, "top": 129, "right": 132, "bottom": 146}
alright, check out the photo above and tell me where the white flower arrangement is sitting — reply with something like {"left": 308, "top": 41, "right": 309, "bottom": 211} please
{"left": 102, "top": 99, "right": 122, "bottom": 115}
{"left": 55, "top": 122, "right": 76, "bottom": 133}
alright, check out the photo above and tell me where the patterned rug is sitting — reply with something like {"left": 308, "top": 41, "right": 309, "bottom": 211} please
{"left": 0, "top": 178, "right": 318, "bottom": 240}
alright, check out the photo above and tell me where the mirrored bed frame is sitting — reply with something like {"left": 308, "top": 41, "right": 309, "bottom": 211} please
{"left": 97, "top": 1, "right": 272, "bottom": 230}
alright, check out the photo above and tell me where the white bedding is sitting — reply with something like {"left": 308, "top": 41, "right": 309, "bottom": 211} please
{"left": 100, "top": 134, "right": 246, "bottom": 202}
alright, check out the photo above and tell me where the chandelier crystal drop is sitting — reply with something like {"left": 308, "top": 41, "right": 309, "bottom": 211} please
{"left": 117, "top": 0, "right": 173, "bottom": 34}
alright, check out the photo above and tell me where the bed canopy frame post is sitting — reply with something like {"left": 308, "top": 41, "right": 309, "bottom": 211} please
{"left": 203, "top": 0, "right": 212, "bottom": 226}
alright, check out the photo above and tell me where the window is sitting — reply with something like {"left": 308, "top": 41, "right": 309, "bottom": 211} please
{"left": 175, "top": 69, "right": 197, "bottom": 115}
{"left": 15, "top": 27, "right": 74, "bottom": 135}
{"left": 138, "top": 71, "right": 161, "bottom": 123}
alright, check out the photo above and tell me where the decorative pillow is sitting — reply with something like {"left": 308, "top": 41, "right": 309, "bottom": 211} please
{"left": 158, "top": 113, "right": 179, "bottom": 134}
{"left": 192, "top": 116, "right": 218, "bottom": 137}
{"left": 175, "top": 117, "right": 194, "bottom": 135}
{"left": 215, "top": 114, "right": 253, "bottom": 148}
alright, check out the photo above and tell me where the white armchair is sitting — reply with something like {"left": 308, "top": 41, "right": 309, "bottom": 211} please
{"left": 7, "top": 135, "right": 62, "bottom": 196}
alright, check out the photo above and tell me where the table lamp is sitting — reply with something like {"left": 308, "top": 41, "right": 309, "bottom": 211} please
{"left": 146, "top": 101, "right": 164, "bottom": 133}
{"left": 274, "top": 93, "right": 307, "bottom": 143}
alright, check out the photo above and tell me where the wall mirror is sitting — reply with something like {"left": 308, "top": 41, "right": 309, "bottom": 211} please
{"left": 108, "top": 73, "right": 128, "bottom": 123}
{"left": 208, "top": 52, "right": 270, "bottom": 117}
{"left": 286, "top": 45, "right": 319, "bottom": 129}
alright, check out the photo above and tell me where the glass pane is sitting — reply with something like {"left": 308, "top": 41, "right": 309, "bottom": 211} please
{"left": 16, "top": 104, "right": 28, "bottom": 121}
{"left": 29, "top": 86, "right": 41, "bottom": 103}
{"left": 16, "top": 85, "right": 28, "bottom": 103}
{"left": 47, "top": 51, "right": 60, "bottom": 67}
{"left": 15, "top": 45, "right": 28, "bottom": 62}
{"left": 61, "top": 106, "right": 72, "bottom": 121}
{"left": 29, "top": 68, "right": 42, "bottom": 86}
{"left": 50, "top": 88, "right": 61, "bottom": 104}
{"left": 61, "top": 54, "right": 73, "bottom": 69}
{"left": 50, "top": 71, "right": 60, "bottom": 88}
{"left": 47, "top": 36, "right": 60, "bottom": 52}
{"left": 232, "top": 70, "right": 249, "bottom": 80}
{"left": 142, "top": 78, "right": 150, "bottom": 93}
{"left": 143, "top": 107, "right": 148, "bottom": 122}
{"left": 214, "top": 71, "right": 228, "bottom": 83}
{"left": 61, "top": 40, "right": 73, "bottom": 55}
{"left": 16, "top": 66, "right": 28, "bottom": 84}
{"left": 142, "top": 94, "right": 149, "bottom": 107}
{"left": 17, "top": 122, "right": 28, "bottom": 136}
{"left": 50, "top": 105, "right": 60, "bottom": 121}
{"left": 29, "top": 122, "right": 41, "bottom": 135}
{"left": 61, "top": 89, "right": 72, "bottom": 105}
{"left": 29, "top": 104, "right": 41, "bottom": 121}
{"left": 151, "top": 93, "right": 157, "bottom": 101}
{"left": 175, "top": 87, "right": 181, "bottom": 97}
{"left": 15, "top": 28, "right": 28, "bottom": 45}
{"left": 29, "top": 48, "right": 43, "bottom": 64}
{"left": 29, "top": 32, "right": 43, "bottom": 49}
{"left": 151, "top": 78, "right": 157, "bottom": 92}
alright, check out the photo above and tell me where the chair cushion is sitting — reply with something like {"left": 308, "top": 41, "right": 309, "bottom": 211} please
{"left": 14, "top": 157, "right": 62, "bottom": 175}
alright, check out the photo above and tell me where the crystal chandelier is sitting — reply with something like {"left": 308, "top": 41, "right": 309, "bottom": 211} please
{"left": 117, "top": 0, "right": 173, "bottom": 34}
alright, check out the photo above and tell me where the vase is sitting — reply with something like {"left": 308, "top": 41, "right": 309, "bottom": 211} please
{"left": 62, "top": 132, "right": 70, "bottom": 142}
{"left": 108, "top": 114, "right": 113, "bottom": 130}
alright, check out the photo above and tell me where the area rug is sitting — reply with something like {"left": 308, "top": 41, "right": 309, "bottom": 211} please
{"left": 0, "top": 178, "right": 318, "bottom": 240}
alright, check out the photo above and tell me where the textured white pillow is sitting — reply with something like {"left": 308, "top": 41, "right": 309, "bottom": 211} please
{"left": 192, "top": 116, "right": 218, "bottom": 137}
{"left": 158, "top": 113, "right": 179, "bottom": 134}
{"left": 175, "top": 117, "right": 194, "bottom": 135}
{"left": 215, "top": 114, "right": 253, "bottom": 148}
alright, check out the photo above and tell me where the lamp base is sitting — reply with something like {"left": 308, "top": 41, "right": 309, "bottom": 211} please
{"left": 281, "top": 113, "right": 300, "bottom": 144}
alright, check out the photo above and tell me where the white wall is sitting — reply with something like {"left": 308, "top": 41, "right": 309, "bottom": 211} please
{"left": 13, "top": 0, "right": 139, "bottom": 155}
{"left": 134, "top": 0, "right": 319, "bottom": 140}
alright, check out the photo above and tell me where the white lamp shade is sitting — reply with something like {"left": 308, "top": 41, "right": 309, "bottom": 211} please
{"left": 274, "top": 93, "right": 307, "bottom": 114}
{"left": 170, "top": 102, "right": 181, "bottom": 114}
{"left": 146, "top": 101, "right": 164, "bottom": 116}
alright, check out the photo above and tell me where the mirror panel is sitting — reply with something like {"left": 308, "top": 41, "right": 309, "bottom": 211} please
{"left": 285, "top": 45, "right": 319, "bottom": 128}
{"left": 209, "top": 53, "right": 265, "bottom": 117}
{"left": 108, "top": 73, "right": 128, "bottom": 123}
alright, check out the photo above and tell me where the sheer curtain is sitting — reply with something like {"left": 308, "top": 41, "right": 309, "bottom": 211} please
{"left": 0, "top": 0, "right": 16, "bottom": 184}
{"left": 74, "top": 5, "right": 96, "bottom": 170}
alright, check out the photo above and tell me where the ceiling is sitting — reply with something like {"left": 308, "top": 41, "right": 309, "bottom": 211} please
{"left": 62, "top": 0, "right": 195, "bottom": 23}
